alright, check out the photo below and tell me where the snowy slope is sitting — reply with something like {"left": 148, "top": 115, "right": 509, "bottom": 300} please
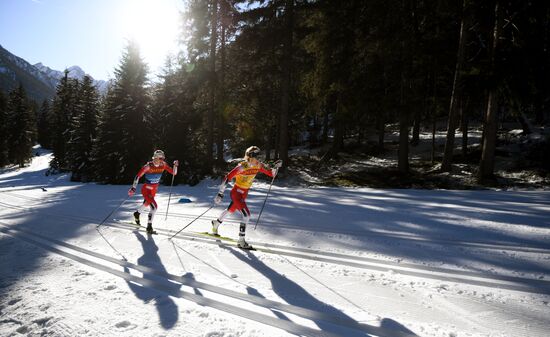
{"left": 1, "top": 148, "right": 549, "bottom": 337}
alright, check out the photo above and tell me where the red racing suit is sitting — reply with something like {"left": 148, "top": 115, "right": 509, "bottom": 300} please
{"left": 133, "top": 161, "right": 175, "bottom": 210}
{"left": 223, "top": 161, "right": 274, "bottom": 216}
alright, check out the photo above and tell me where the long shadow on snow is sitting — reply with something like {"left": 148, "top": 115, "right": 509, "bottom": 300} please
{"left": 241, "top": 186, "right": 550, "bottom": 279}
{"left": 221, "top": 245, "right": 417, "bottom": 337}
{"left": 177, "top": 182, "right": 550, "bottom": 281}
{"left": 124, "top": 231, "right": 179, "bottom": 329}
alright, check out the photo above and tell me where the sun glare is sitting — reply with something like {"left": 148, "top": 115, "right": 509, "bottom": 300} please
{"left": 116, "top": 0, "right": 182, "bottom": 75}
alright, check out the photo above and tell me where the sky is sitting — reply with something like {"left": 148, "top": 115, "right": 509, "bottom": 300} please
{"left": 0, "top": 0, "right": 185, "bottom": 81}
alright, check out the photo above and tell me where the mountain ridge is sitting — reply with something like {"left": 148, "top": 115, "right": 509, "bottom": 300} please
{"left": 0, "top": 44, "right": 108, "bottom": 103}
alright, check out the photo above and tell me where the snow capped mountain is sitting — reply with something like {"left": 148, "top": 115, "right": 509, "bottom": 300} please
{"left": 0, "top": 44, "right": 108, "bottom": 102}
{"left": 0, "top": 44, "right": 56, "bottom": 102}
{"left": 33, "top": 62, "right": 108, "bottom": 94}
{"left": 34, "top": 63, "right": 85, "bottom": 82}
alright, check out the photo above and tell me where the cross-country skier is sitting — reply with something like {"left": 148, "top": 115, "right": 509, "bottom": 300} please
{"left": 128, "top": 150, "right": 178, "bottom": 234}
{"left": 211, "top": 146, "right": 282, "bottom": 249}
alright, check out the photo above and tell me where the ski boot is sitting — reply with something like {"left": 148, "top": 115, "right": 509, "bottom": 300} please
{"left": 211, "top": 219, "right": 221, "bottom": 236}
{"left": 237, "top": 236, "right": 253, "bottom": 250}
{"left": 133, "top": 211, "right": 141, "bottom": 226}
{"left": 237, "top": 222, "right": 253, "bottom": 249}
{"left": 146, "top": 223, "right": 156, "bottom": 235}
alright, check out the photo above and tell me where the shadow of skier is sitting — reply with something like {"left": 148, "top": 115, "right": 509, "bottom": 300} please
{"left": 222, "top": 246, "right": 417, "bottom": 337}
{"left": 124, "top": 231, "right": 179, "bottom": 329}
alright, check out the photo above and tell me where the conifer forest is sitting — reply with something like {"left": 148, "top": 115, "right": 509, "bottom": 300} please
{"left": 1, "top": 0, "right": 549, "bottom": 189}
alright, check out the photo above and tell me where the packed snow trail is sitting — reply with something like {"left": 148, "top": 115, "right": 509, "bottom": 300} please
{"left": 1, "top": 149, "right": 550, "bottom": 336}
{"left": 0, "top": 224, "right": 417, "bottom": 337}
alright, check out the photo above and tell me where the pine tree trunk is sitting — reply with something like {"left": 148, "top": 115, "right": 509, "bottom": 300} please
{"left": 411, "top": 109, "right": 420, "bottom": 146}
{"left": 377, "top": 112, "right": 385, "bottom": 153}
{"left": 397, "top": 0, "right": 420, "bottom": 174}
{"left": 461, "top": 99, "right": 469, "bottom": 158}
{"left": 537, "top": 5, "right": 550, "bottom": 124}
{"left": 431, "top": 111, "right": 437, "bottom": 164}
{"left": 265, "top": 127, "right": 273, "bottom": 161}
{"left": 207, "top": 0, "right": 218, "bottom": 171}
{"left": 398, "top": 107, "right": 410, "bottom": 173}
{"left": 278, "top": 0, "right": 294, "bottom": 170}
{"left": 216, "top": 7, "right": 226, "bottom": 165}
{"left": 322, "top": 101, "right": 329, "bottom": 145}
{"left": 441, "top": 0, "right": 468, "bottom": 172}
{"left": 332, "top": 93, "right": 344, "bottom": 155}
{"left": 479, "top": 0, "right": 502, "bottom": 182}
{"left": 398, "top": 64, "right": 410, "bottom": 173}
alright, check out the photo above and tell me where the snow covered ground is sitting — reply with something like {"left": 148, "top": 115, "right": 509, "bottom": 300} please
{"left": 1, "top": 149, "right": 549, "bottom": 337}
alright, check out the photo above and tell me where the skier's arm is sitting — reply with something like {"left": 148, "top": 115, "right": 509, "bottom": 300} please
{"left": 259, "top": 164, "right": 275, "bottom": 177}
{"left": 226, "top": 164, "right": 243, "bottom": 182}
{"left": 214, "top": 164, "right": 242, "bottom": 204}
{"left": 128, "top": 165, "right": 149, "bottom": 196}
{"left": 163, "top": 160, "right": 178, "bottom": 175}
{"left": 133, "top": 165, "right": 150, "bottom": 187}
{"left": 260, "top": 160, "right": 283, "bottom": 177}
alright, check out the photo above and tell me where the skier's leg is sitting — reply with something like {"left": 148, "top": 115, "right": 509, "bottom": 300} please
{"left": 146, "top": 186, "right": 158, "bottom": 234}
{"left": 135, "top": 202, "right": 148, "bottom": 224}
{"left": 147, "top": 201, "right": 157, "bottom": 232}
{"left": 135, "top": 185, "right": 151, "bottom": 225}
{"left": 211, "top": 188, "right": 239, "bottom": 234}
{"left": 237, "top": 192, "right": 252, "bottom": 248}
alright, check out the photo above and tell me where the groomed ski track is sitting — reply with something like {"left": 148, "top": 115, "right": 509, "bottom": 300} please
{"left": 0, "top": 224, "right": 413, "bottom": 337}
{"left": 0, "top": 196, "right": 549, "bottom": 295}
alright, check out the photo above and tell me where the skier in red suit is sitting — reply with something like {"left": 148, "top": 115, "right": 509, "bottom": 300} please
{"left": 128, "top": 150, "right": 178, "bottom": 234}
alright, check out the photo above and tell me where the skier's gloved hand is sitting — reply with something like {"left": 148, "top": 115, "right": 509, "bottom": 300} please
{"left": 271, "top": 168, "right": 278, "bottom": 176}
{"left": 128, "top": 187, "right": 136, "bottom": 196}
{"left": 173, "top": 160, "right": 179, "bottom": 175}
{"left": 273, "top": 160, "right": 283, "bottom": 169}
{"left": 214, "top": 192, "right": 224, "bottom": 205}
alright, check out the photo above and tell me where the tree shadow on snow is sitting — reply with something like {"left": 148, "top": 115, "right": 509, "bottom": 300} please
{"left": 249, "top": 187, "right": 550, "bottom": 279}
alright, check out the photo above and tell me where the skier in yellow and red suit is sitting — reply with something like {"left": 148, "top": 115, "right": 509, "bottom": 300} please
{"left": 211, "top": 146, "right": 282, "bottom": 249}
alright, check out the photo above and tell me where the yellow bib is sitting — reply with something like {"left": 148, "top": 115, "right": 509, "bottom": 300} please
{"left": 234, "top": 161, "right": 261, "bottom": 189}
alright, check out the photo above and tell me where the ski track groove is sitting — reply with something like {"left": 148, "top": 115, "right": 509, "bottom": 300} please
{"left": 1, "top": 199, "right": 550, "bottom": 294}
{"left": 108, "top": 222, "right": 550, "bottom": 295}
{"left": 0, "top": 224, "right": 416, "bottom": 337}
{"left": 1, "top": 193, "right": 549, "bottom": 254}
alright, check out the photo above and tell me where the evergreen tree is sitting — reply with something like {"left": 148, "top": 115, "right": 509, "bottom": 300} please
{"left": 50, "top": 71, "right": 79, "bottom": 171}
{"left": 150, "top": 59, "right": 206, "bottom": 184}
{"left": 37, "top": 99, "right": 53, "bottom": 149}
{"left": 6, "top": 84, "right": 35, "bottom": 167}
{"left": 0, "top": 91, "right": 8, "bottom": 166}
{"left": 67, "top": 75, "right": 99, "bottom": 182}
{"left": 92, "top": 41, "right": 151, "bottom": 184}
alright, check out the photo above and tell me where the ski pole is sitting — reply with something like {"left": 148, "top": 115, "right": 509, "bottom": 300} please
{"left": 97, "top": 196, "right": 130, "bottom": 229}
{"left": 168, "top": 204, "right": 214, "bottom": 240}
{"left": 164, "top": 173, "right": 176, "bottom": 221}
{"left": 253, "top": 174, "right": 276, "bottom": 230}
